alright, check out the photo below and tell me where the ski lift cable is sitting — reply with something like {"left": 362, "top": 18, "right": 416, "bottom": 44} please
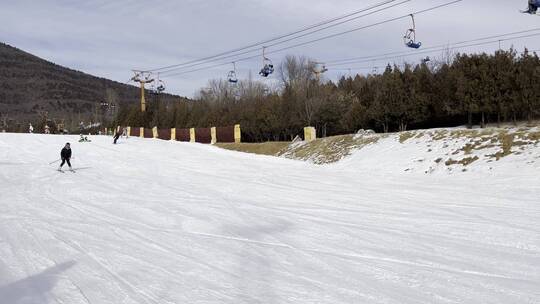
{"left": 233, "top": 1, "right": 466, "bottom": 68}
{"left": 260, "top": 0, "right": 464, "bottom": 57}
{"left": 335, "top": 42, "right": 540, "bottom": 73}
{"left": 328, "top": 32, "right": 540, "bottom": 68}
{"left": 160, "top": 0, "right": 452, "bottom": 76}
{"left": 332, "top": 63, "right": 409, "bottom": 71}
{"left": 260, "top": 0, "right": 412, "bottom": 50}
{"left": 142, "top": 0, "right": 405, "bottom": 73}
{"left": 328, "top": 33, "right": 540, "bottom": 67}
{"left": 334, "top": 41, "right": 539, "bottom": 73}
{"left": 161, "top": 0, "right": 463, "bottom": 78}
{"left": 165, "top": 31, "right": 540, "bottom": 79}
{"left": 163, "top": 56, "right": 261, "bottom": 78}
{"left": 338, "top": 35, "right": 540, "bottom": 70}
{"left": 155, "top": 0, "right": 411, "bottom": 76}
{"left": 326, "top": 27, "right": 540, "bottom": 65}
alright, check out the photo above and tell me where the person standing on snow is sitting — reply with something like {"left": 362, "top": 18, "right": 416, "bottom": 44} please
{"left": 58, "top": 143, "right": 73, "bottom": 171}
{"left": 28, "top": 123, "right": 34, "bottom": 133}
{"left": 113, "top": 131, "right": 121, "bottom": 144}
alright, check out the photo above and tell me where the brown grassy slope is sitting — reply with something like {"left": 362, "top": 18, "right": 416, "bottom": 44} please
{"left": 217, "top": 134, "right": 382, "bottom": 164}
{"left": 216, "top": 125, "right": 540, "bottom": 166}
{"left": 215, "top": 142, "right": 291, "bottom": 156}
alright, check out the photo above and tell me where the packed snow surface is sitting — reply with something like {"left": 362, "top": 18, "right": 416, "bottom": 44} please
{"left": 0, "top": 133, "right": 539, "bottom": 304}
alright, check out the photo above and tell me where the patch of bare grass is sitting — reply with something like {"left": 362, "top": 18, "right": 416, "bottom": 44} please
{"left": 399, "top": 132, "right": 416, "bottom": 143}
{"left": 281, "top": 134, "right": 380, "bottom": 164}
{"left": 445, "top": 156, "right": 479, "bottom": 166}
{"left": 216, "top": 142, "right": 290, "bottom": 156}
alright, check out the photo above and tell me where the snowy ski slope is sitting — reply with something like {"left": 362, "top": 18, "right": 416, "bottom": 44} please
{"left": 0, "top": 133, "right": 539, "bottom": 304}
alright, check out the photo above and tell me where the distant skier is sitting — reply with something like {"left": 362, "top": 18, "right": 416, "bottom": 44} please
{"left": 28, "top": 123, "right": 34, "bottom": 133}
{"left": 58, "top": 143, "right": 73, "bottom": 172}
{"left": 79, "top": 134, "right": 91, "bottom": 142}
{"left": 113, "top": 131, "right": 121, "bottom": 144}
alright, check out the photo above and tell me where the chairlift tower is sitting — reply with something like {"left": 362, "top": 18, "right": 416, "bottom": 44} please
{"left": 131, "top": 71, "right": 154, "bottom": 112}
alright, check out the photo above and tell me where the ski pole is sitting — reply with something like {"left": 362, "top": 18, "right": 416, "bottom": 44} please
{"left": 48, "top": 159, "right": 61, "bottom": 165}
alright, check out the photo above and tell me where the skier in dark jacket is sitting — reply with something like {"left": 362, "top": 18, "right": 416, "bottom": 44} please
{"left": 58, "top": 143, "right": 73, "bottom": 171}
{"left": 113, "top": 131, "right": 121, "bottom": 144}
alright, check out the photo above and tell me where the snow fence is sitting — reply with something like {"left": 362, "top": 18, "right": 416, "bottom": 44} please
{"left": 105, "top": 125, "right": 242, "bottom": 144}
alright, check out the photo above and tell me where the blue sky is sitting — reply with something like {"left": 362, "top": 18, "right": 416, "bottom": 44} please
{"left": 1, "top": 0, "right": 539, "bottom": 97}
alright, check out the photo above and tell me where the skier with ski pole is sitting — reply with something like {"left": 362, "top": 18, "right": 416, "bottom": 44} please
{"left": 58, "top": 142, "right": 74, "bottom": 172}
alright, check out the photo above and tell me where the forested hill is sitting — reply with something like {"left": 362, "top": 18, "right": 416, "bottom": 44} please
{"left": 0, "top": 42, "right": 184, "bottom": 130}
{"left": 117, "top": 50, "right": 540, "bottom": 142}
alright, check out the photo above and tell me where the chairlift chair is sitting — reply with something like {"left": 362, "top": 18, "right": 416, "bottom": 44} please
{"left": 228, "top": 71, "right": 238, "bottom": 83}
{"left": 404, "top": 14, "right": 422, "bottom": 49}
{"left": 259, "top": 47, "right": 274, "bottom": 78}
{"left": 228, "top": 62, "right": 239, "bottom": 83}
{"left": 156, "top": 80, "right": 166, "bottom": 93}
{"left": 260, "top": 62, "right": 274, "bottom": 77}
{"left": 152, "top": 73, "right": 165, "bottom": 93}
{"left": 312, "top": 63, "right": 328, "bottom": 77}
{"left": 316, "top": 63, "right": 328, "bottom": 74}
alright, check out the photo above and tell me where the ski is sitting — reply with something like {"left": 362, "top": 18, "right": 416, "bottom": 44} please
{"left": 520, "top": 10, "right": 540, "bottom": 15}
{"left": 70, "top": 167, "right": 91, "bottom": 171}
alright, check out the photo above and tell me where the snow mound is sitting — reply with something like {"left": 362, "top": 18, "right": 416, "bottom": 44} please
{"left": 339, "top": 127, "right": 540, "bottom": 175}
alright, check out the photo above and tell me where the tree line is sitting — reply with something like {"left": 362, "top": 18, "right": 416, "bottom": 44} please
{"left": 114, "top": 49, "right": 540, "bottom": 142}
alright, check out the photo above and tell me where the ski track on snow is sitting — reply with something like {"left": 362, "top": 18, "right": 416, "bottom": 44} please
{"left": 0, "top": 133, "right": 539, "bottom": 304}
